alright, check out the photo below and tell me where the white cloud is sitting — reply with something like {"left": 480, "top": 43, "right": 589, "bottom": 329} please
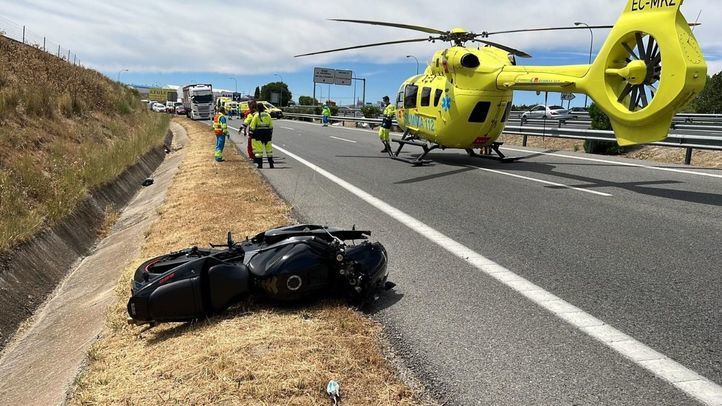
{"left": 2, "top": 0, "right": 721, "bottom": 75}
{"left": 706, "top": 59, "right": 722, "bottom": 74}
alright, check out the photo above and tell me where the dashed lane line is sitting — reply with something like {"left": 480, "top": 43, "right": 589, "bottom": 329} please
{"left": 329, "top": 136, "right": 357, "bottom": 143}
{"left": 278, "top": 120, "right": 721, "bottom": 179}
{"left": 476, "top": 167, "right": 612, "bottom": 197}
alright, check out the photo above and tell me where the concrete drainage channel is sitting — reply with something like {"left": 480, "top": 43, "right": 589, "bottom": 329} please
{"left": 0, "top": 122, "right": 188, "bottom": 405}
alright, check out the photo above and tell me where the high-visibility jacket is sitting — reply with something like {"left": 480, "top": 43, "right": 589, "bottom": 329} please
{"left": 213, "top": 112, "right": 228, "bottom": 136}
{"left": 249, "top": 111, "right": 273, "bottom": 141}
{"left": 243, "top": 111, "right": 254, "bottom": 127}
{"left": 383, "top": 104, "right": 396, "bottom": 118}
{"left": 322, "top": 106, "right": 331, "bottom": 117}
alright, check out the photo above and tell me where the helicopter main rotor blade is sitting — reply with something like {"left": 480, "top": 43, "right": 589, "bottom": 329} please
{"left": 294, "top": 37, "right": 434, "bottom": 57}
{"left": 483, "top": 25, "right": 614, "bottom": 36}
{"left": 329, "top": 19, "right": 447, "bottom": 35}
{"left": 473, "top": 39, "right": 532, "bottom": 58}
{"left": 483, "top": 22, "right": 700, "bottom": 37}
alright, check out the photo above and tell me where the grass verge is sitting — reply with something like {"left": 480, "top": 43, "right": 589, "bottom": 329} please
{"left": 0, "top": 36, "right": 170, "bottom": 251}
{"left": 69, "top": 118, "right": 420, "bottom": 405}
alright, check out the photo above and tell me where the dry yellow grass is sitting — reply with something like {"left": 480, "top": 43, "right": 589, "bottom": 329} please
{"left": 69, "top": 118, "right": 420, "bottom": 405}
{"left": 0, "top": 36, "right": 170, "bottom": 250}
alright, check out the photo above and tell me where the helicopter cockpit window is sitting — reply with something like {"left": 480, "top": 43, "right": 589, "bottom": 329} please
{"left": 397, "top": 90, "right": 404, "bottom": 109}
{"left": 433, "top": 89, "right": 443, "bottom": 107}
{"left": 468, "top": 101, "right": 491, "bottom": 123}
{"left": 420, "top": 87, "right": 432, "bottom": 107}
{"left": 404, "top": 85, "right": 418, "bottom": 108}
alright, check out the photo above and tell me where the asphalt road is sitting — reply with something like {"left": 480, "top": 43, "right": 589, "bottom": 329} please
{"left": 226, "top": 118, "right": 721, "bottom": 405}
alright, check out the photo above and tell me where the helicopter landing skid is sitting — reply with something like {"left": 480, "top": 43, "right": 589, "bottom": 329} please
{"left": 466, "top": 142, "right": 518, "bottom": 163}
{"left": 388, "top": 134, "right": 438, "bottom": 166}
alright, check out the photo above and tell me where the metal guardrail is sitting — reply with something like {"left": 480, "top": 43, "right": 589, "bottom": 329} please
{"left": 508, "top": 111, "right": 722, "bottom": 125}
{"left": 283, "top": 113, "right": 722, "bottom": 165}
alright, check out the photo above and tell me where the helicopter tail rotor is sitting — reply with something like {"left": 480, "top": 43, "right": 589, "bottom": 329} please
{"left": 497, "top": 0, "right": 706, "bottom": 146}
{"left": 584, "top": 0, "right": 706, "bottom": 145}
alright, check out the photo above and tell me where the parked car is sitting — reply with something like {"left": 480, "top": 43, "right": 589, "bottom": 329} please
{"left": 568, "top": 106, "right": 588, "bottom": 119}
{"left": 521, "top": 105, "right": 571, "bottom": 122}
{"left": 175, "top": 105, "right": 187, "bottom": 115}
{"left": 151, "top": 103, "right": 167, "bottom": 113}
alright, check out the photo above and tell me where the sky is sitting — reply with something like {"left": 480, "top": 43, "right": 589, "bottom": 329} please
{"left": 2, "top": 0, "right": 721, "bottom": 107}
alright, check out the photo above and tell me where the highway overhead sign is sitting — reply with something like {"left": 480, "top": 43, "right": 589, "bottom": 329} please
{"left": 334, "top": 69, "right": 352, "bottom": 86}
{"left": 314, "top": 67, "right": 353, "bottom": 85}
{"left": 314, "top": 67, "right": 335, "bottom": 84}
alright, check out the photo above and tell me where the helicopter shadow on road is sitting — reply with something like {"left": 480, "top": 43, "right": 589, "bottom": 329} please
{"left": 397, "top": 151, "right": 722, "bottom": 207}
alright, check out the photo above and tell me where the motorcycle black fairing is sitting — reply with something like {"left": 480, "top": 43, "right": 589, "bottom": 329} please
{"left": 127, "top": 225, "right": 390, "bottom": 325}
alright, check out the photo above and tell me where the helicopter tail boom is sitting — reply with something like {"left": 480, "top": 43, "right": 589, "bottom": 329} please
{"left": 498, "top": 0, "right": 707, "bottom": 146}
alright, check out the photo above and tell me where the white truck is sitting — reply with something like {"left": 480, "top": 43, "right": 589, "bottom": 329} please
{"left": 182, "top": 84, "right": 213, "bottom": 120}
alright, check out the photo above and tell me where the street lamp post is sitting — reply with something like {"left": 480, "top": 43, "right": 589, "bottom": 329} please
{"left": 274, "top": 73, "right": 284, "bottom": 106}
{"left": 117, "top": 68, "right": 128, "bottom": 82}
{"left": 406, "top": 55, "right": 419, "bottom": 75}
{"left": 574, "top": 22, "right": 594, "bottom": 108}
{"left": 228, "top": 77, "right": 237, "bottom": 93}
{"left": 352, "top": 77, "right": 366, "bottom": 107}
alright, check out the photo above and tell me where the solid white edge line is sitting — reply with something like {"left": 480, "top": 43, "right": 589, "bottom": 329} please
{"left": 281, "top": 126, "right": 295, "bottom": 130}
{"left": 329, "top": 136, "right": 357, "bottom": 143}
{"left": 270, "top": 143, "right": 722, "bottom": 406}
{"left": 501, "top": 146, "right": 722, "bottom": 179}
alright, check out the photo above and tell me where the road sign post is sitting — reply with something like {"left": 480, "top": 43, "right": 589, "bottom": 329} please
{"left": 313, "top": 67, "right": 353, "bottom": 105}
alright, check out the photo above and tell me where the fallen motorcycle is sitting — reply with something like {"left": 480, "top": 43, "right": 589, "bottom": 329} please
{"left": 127, "top": 224, "right": 391, "bottom": 325}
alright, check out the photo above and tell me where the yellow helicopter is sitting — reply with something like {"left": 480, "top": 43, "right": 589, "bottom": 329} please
{"left": 296, "top": 0, "right": 707, "bottom": 165}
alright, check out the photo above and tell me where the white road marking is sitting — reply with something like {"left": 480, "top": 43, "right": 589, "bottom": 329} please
{"left": 285, "top": 119, "right": 378, "bottom": 135}
{"left": 329, "top": 136, "right": 357, "bottom": 143}
{"left": 281, "top": 126, "right": 295, "bottom": 130}
{"left": 502, "top": 146, "right": 722, "bottom": 179}
{"left": 271, "top": 143, "right": 722, "bottom": 406}
{"left": 476, "top": 167, "right": 612, "bottom": 197}
{"left": 283, "top": 120, "right": 722, "bottom": 180}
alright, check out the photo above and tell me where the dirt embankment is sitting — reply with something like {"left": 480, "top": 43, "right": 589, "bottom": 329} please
{"left": 0, "top": 35, "right": 169, "bottom": 251}
{"left": 0, "top": 35, "right": 170, "bottom": 349}
{"left": 70, "top": 118, "right": 424, "bottom": 405}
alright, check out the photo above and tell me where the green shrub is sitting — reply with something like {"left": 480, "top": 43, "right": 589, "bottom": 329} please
{"left": 584, "top": 102, "right": 628, "bottom": 155}
{"left": 361, "top": 105, "right": 381, "bottom": 118}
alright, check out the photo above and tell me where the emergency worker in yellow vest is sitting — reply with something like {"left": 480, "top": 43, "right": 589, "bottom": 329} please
{"left": 249, "top": 103, "right": 274, "bottom": 168}
{"left": 378, "top": 95, "right": 396, "bottom": 153}
{"left": 212, "top": 107, "right": 229, "bottom": 162}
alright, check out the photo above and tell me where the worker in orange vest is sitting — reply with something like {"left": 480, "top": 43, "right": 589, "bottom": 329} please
{"left": 212, "top": 107, "right": 228, "bottom": 162}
